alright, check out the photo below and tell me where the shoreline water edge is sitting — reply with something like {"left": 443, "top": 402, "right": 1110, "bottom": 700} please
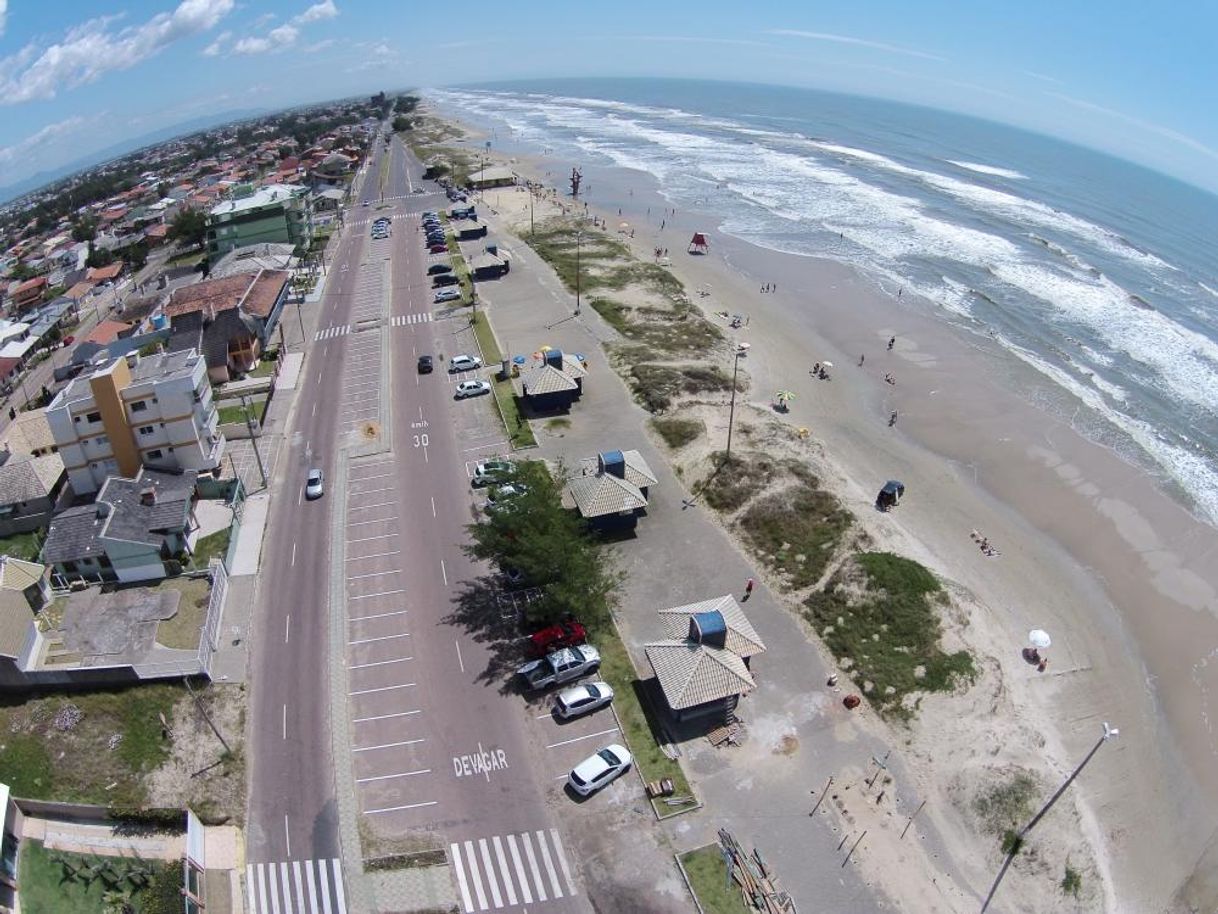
{"left": 422, "top": 86, "right": 1218, "bottom": 912}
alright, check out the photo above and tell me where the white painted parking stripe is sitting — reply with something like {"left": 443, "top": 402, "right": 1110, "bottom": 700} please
{"left": 348, "top": 500, "right": 396, "bottom": 511}
{"left": 551, "top": 829, "right": 578, "bottom": 896}
{"left": 493, "top": 835, "right": 517, "bottom": 906}
{"left": 349, "top": 588, "right": 406, "bottom": 599}
{"left": 507, "top": 834, "right": 531, "bottom": 904}
{"left": 349, "top": 656, "right": 413, "bottom": 669}
{"left": 349, "top": 608, "right": 408, "bottom": 621}
{"left": 479, "top": 838, "right": 503, "bottom": 908}
{"left": 346, "top": 518, "right": 397, "bottom": 528}
{"left": 305, "top": 859, "right": 319, "bottom": 914}
{"left": 353, "top": 709, "right": 420, "bottom": 723}
{"left": 348, "top": 682, "right": 415, "bottom": 695}
{"left": 348, "top": 486, "right": 394, "bottom": 497}
{"left": 347, "top": 532, "right": 400, "bottom": 544}
{"left": 349, "top": 471, "right": 394, "bottom": 481}
{"left": 355, "top": 767, "right": 430, "bottom": 783}
{"left": 347, "top": 568, "right": 401, "bottom": 580}
{"left": 353, "top": 738, "right": 424, "bottom": 752}
{"left": 464, "top": 840, "right": 488, "bottom": 911}
{"left": 544, "top": 726, "right": 620, "bottom": 750}
{"left": 522, "top": 832, "right": 546, "bottom": 902}
{"left": 346, "top": 550, "right": 401, "bottom": 562}
{"left": 537, "top": 830, "right": 563, "bottom": 898}
{"left": 450, "top": 843, "right": 475, "bottom": 913}
{"left": 348, "top": 632, "right": 410, "bottom": 644}
{"left": 365, "top": 800, "right": 437, "bottom": 814}
{"left": 331, "top": 859, "right": 347, "bottom": 914}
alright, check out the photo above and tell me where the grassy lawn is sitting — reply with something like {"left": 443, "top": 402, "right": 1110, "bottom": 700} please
{"left": 0, "top": 528, "right": 43, "bottom": 561}
{"left": 804, "top": 552, "right": 975, "bottom": 719}
{"left": 596, "top": 630, "right": 693, "bottom": 816}
{"left": 18, "top": 839, "right": 183, "bottom": 914}
{"left": 151, "top": 575, "right": 212, "bottom": 649}
{"left": 248, "top": 358, "right": 277, "bottom": 378}
{"left": 650, "top": 417, "right": 705, "bottom": 450}
{"left": 680, "top": 845, "right": 751, "bottom": 914}
{"left": 215, "top": 399, "right": 264, "bottom": 426}
{"left": 737, "top": 484, "right": 854, "bottom": 589}
{"left": 166, "top": 249, "right": 204, "bottom": 268}
{"left": 190, "top": 527, "right": 231, "bottom": 570}
{"left": 0, "top": 684, "right": 183, "bottom": 806}
{"left": 471, "top": 313, "right": 537, "bottom": 449}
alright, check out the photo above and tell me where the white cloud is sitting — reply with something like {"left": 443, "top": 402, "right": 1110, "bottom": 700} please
{"left": 294, "top": 0, "right": 338, "bottom": 25}
{"left": 302, "top": 39, "right": 335, "bottom": 53}
{"left": 1046, "top": 92, "right": 1218, "bottom": 163}
{"left": 234, "top": 23, "right": 298, "bottom": 54}
{"left": 625, "top": 35, "right": 770, "bottom": 48}
{"left": 0, "top": 0, "right": 234, "bottom": 104}
{"left": 203, "top": 30, "right": 232, "bottom": 56}
{"left": 766, "top": 29, "right": 946, "bottom": 63}
{"left": 1022, "top": 70, "right": 1062, "bottom": 85}
{"left": 0, "top": 0, "right": 8, "bottom": 38}
{"left": 0, "top": 115, "right": 94, "bottom": 165}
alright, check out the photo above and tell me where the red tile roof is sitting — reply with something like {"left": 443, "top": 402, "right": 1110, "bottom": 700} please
{"left": 86, "top": 262, "right": 124, "bottom": 282}
{"left": 65, "top": 281, "right": 96, "bottom": 300}
{"left": 13, "top": 276, "right": 47, "bottom": 296}
{"left": 165, "top": 269, "right": 289, "bottom": 320}
{"left": 83, "top": 320, "right": 132, "bottom": 345}
{"left": 144, "top": 223, "right": 169, "bottom": 238}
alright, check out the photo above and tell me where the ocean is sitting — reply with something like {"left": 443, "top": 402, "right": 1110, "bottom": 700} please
{"left": 428, "top": 78, "right": 1218, "bottom": 526}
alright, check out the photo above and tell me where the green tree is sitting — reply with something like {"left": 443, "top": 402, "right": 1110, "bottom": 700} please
{"left": 463, "top": 462, "right": 620, "bottom": 626}
{"left": 169, "top": 207, "right": 207, "bottom": 248}
{"left": 71, "top": 216, "right": 98, "bottom": 243}
{"left": 392, "top": 116, "right": 412, "bottom": 133}
{"left": 86, "top": 243, "right": 115, "bottom": 269}
{"left": 127, "top": 242, "right": 148, "bottom": 271}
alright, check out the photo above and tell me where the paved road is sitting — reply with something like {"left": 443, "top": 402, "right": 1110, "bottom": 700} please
{"left": 245, "top": 131, "right": 603, "bottom": 914}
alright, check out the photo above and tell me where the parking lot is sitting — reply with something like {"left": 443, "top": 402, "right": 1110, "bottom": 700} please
{"left": 522, "top": 685, "right": 628, "bottom": 801}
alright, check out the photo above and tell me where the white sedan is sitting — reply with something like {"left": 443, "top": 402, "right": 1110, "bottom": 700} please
{"left": 554, "top": 681, "right": 614, "bottom": 719}
{"left": 567, "top": 744, "right": 633, "bottom": 796}
{"left": 455, "top": 379, "right": 492, "bottom": 399}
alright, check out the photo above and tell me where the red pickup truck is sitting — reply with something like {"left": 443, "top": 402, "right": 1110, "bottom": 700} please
{"left": 528, "top": 620, "right": 587, "bottom": 658}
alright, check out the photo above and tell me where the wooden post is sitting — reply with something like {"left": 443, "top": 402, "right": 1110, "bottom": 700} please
{"left": 900, "top": 799, "right": 927, "bottom": 840}
{"left": 842, "top": 830, "right": 867, "bottom": 868}
{"left": 809, "top": 776, "right": 833, "bottom": 817}
{"left": 183, "top": 676, "right": 231, "bottom": 754}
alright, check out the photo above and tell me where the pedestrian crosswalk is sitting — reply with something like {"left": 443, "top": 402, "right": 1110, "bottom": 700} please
{"left": 390, "top": 313, "right": 433, "bottom": 326}
{"left": 246, "top": 858, "right": 348, "bottom": 914}
{"left": 316, "top": 325, "right": 351, "bottom": 341}
{"left": 450, "top": 829, "right": 578, "bottom": 912}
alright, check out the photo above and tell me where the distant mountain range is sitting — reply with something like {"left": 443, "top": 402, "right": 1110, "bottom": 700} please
{"left": 0, "top": 108, "right": 269, "bottom": 206}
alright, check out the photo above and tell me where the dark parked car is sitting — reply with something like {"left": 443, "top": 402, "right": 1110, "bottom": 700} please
{"left": 417, "top": 355, "right": 433, "bottom": 374}
{"left": 429, "top": 244, "right": 448, "bottom": 254}
{"left": 432, "top": 273, "right": 459, "bottom": 287}
{"left": 427, "top": 263, "right": 453, "bottom": 275}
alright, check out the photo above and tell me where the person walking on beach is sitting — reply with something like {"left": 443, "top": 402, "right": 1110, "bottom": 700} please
{"left": 888, "top": 336, "right": 896, "bottom": 351}
{"left": 889, "top": 411, "right": 898, "bottom": 427}
{"left": 745, "top": 577, "right": 755, "bottom": 599}
{"left": 858, "top": 354, "right": 865, "bottom": 367}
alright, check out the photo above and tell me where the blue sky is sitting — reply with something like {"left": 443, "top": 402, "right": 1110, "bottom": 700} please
{"left": 1, "top": 0, "right": 1216, "bottom": 193}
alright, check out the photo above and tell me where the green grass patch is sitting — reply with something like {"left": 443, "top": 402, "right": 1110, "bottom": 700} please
{"left": 215, "top": 399, "right": 264, "bottom": 426}
{"left": 1062, "top": 864, "right": 1082, "bottom": 897}
{"left": 628, "top": 363, "right": 737, "bottom": 413}
{"left": 190, "top": 527, "right": 231, "bottom": 569}
{"left": 248, "top": 358, "right": 277, "bottom": 378}
{"left": 18, "top": 840, "right": 182, "bottom": 914}
{"left": 166, "top": 249, "right": 204, "bottom": 268}
{"left": 595, "top": 632, "right": 692, "bottom": 814}
{"left": 0, "top": 684, "right": 183, "bottom": 806}
{"left": 699, "top": 452, "right": 783, "bottom": 512}
{"left": 973, "top": 769, "right": 1039, "bottom": 837}
{"left": 804, "top": 553, "right": 975, "bottom": 718}
{"left": 545, "top": 418, "right": 571, "bottom": 430}
{"left": 0, "top": 527, "right": 44, "bottom": 561}
{"left": 152, "top": 576, "right": 212, "bottom": 650}
{"left": 650, "top": 416, "right": 704, "bottom": 450}
{"left": 679, "top": 845, "right": 751, "bottom": 914}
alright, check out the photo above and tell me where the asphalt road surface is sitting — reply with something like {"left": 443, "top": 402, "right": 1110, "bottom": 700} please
{"left": 245, "top": 130, "right": 601, "bottom": 914}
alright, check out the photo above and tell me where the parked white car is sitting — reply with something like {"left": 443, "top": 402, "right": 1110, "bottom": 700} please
{"left": 448, "top": 354, "right": 483, "bottom": 373}
{"left": 554, "top": 681, "right": 614, "bottom": 719}
{"left": 567, "top": 744, "right": 633, "bottom": 796}
{"left": 455, "top": 379, "right": 492, "bottom": 399}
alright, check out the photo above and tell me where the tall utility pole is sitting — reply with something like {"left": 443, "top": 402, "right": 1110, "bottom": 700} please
{"left": 240, "top": 394, "right": 268, "bottom": 490}
{"left": 725, "top": 347, "right": 744, "bottom": 462}
{"left": 574, "top": 232, "right": 583, "bottom": 316}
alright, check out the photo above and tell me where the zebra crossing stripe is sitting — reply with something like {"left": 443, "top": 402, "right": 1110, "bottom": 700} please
{"left": 479, "top": 839, "right": 503, "bottom": 908}
{"left": 536, "top": 829, "right": 563, "bottom": 898}
{"left": 521, "top": 832, "right": 546, "bottom": 902}
{"left": 551, "top": 829, "right": 578, "bottom": 896}
{"left": 319, "top": 859, "right": 333, "bottom": 914}
{"left": 492, "top": 836, "right": 517, "bottom": 906}
{"left": 450, "top": 842, "right": 475, "bottom": 912}
{"left": 331, "top": 859, "right": 347, "bottom": 914}
{"left": 293, "top": 861, "right": 305, "bottom": 913}
{"left": 305, "top": 861, "right": 319, "bottom": 914}
{"left": 245, "top": 859, "right": 347, "bottom": 914}
{"left": 464, "top": 839, "right": 488, "bottom": 910}
{"left": 507, "top": 834, "right": 531, "bottom": 904}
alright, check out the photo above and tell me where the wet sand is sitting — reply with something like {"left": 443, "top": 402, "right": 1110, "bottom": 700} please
{"left": 470, "top": 139, "right": 1218, "bottom": 908}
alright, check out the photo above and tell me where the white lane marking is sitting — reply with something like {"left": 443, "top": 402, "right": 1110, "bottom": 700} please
{"left": 349, "top": 608, "right": 408, "bottom": 621}
{"left": 348, "top": 682, "right": 416, "bottom": 696}
{"left": 544, "top": 726, "right": 620, "bottom": 750}
{"left": 291, "top": 543, "right": 297, "bottom": 566}
{"left": 493, "top": 836, "right": 517, "bottom": 906}
{"left": 298, "top": 487, "right": 303, "bottom": 506}
{"left": 353, "top": 709, "right": 421, "bottom": 723}
{"left": 282, "top": 704, "right": 287, "bottom": 740}
{"left": 347, "top": 569, "right": 401, "bottom": 581}
{"left": 365, "top": 800, "right": 437, "bottom": 814}
{"left": 283, "top": 818, "right": 291, "bottom": 858}
{"left": 355, "top": 767, "right": 430, "bottom": 784}
{"left": 431, "top": 496, "right": 436, "bottom": 518}
{"left": 455, "top": 640, "right": 465, "bottom": 673}
{"left": 450, "top": 842, "right": 474, "bottom": 912}
{"left": 479, "top": 838, "right": 503, "bottom": 908}
{"left": 551, "top": 829, "right": 578, "bottom": 896}
{"left": 293, "top": 861, "right": 305, "bottom": 912}
{"left": 305, "top": 860, "right": 319, "bottom": 914}
{"left": 353, "top": 738, "right": 424, "bottom": 753}
{"left": 349, "top": 499, "right": 396, "bottom": 510}
{"left": 346, "top": 549, "right": 401, "bottom": 562}
{"left": 349, "top": 485, "right": 394, "bottom": 497}
{"left": 348, "top": 632, "right": 410, "bottom": 645}
{"left": 507, "top": 834, "right": 532, "bottom": 904}
{"left": 331, "top": 859, "right": 346, "bottom": 914}
{"left": 464, "top": 840, "right": 488, "bottom": 911}
{"left": 440, "top": 559, "right": 448, "bottom": 586}
{"left": 349, "top": 656, "right": 412, "bottom": 670}
{"left": 347, "top": 532, "right": 400, "bottom": 544}
{"left": 349, "top": 471, "right": 395, "bottom": 481}
{"left": 537, "top": 830, "right": 563, "bottom": 898}
{"left": 285, "top": 615, "right": 291, "bottom": 643}
{"left": 522, "top": 832, "right": 546, "bottom": 902}
{"left": 349, "top": 588, "right": 406, "bottom": 599}
{"left": 346, "top": 518, "right": 397, "bottom": 528}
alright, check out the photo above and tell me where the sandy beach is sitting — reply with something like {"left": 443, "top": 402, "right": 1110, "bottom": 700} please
{"left": 431, "top": 111, "right": 1218, "bottom": 912}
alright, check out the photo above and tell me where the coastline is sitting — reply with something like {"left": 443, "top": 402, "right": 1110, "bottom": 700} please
{"left": 439, "top": 115, "right": 1217, "bottom": 910}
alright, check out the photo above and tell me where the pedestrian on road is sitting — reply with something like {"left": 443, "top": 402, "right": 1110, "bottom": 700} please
{"left": 745, "top": 577, "right": 755, "bottom": 599}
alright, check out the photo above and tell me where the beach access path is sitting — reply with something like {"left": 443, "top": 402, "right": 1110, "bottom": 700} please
{"left": 468, "top": 190, "right": 977, "bottom": 912}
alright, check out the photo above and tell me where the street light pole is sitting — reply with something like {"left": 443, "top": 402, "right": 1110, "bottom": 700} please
{"left": 725, "top": 348, "right": 743, "bottom": 462}
{"left": 574, "top": 232, "right": 582, "bottom": 316}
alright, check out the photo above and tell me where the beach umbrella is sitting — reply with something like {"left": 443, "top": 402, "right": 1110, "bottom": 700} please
{"left": 540, "top": 345, "right": 554, "bottom": 352}
{"left": 512, "top": 355, "right": 527, "bottom": 365}
{"left": 619, "top": 221, "right": 630, "bottom": 230}
{"left": 776, "top": 390, "right": 795, "bottom": 403}
{"left": 1028, "top": 629, "right": 1052, "bottom": 650}
{"left": 821, "top": 361, "right": 834, "bottom": 369}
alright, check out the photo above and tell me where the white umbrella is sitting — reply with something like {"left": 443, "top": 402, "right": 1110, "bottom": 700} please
{"left": 821, "top": 361, "right": 834, "bottom": 368}
{"left": 1028, "top": 629, "right": 1052, "bottom": 650}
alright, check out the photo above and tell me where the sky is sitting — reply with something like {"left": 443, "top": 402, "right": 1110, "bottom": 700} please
{"left": 1, "top": 0, "right": 1216, "bottom": 194}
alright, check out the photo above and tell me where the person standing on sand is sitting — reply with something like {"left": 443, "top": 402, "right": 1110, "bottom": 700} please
{"left": 888, "top": 336, "right": 896, "bottom": 351}
{"left": 745, "top": 578, "right": 755, "bottom": 598}
{"left": 889, "top": 411, "right": 898, "bottom": 426}
{"left": 858, "top": 354, "right": 865, "bottom": 366}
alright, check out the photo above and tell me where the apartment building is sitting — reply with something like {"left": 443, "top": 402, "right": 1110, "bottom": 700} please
{"left": 45, "top": 349, "right": 223, "bottom": 496}
{"left": 206, "top": 183, "right": 312, "bottom": 258}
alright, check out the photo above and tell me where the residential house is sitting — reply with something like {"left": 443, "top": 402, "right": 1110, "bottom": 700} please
{"left": 467, "top": 165, "right": 518, "bottom": 189}
{"left": 0, "top": 557, "right": 50, "bottom": 689}
{"left": 143, "top": 223, "right": 170, "bottom": 247}
{"left": 645, "top": 595, "right": 766, "bottom": 723}
{"left": 0, "top": 453, "right": 69, "bottom": 536}
{"left": 40, "top": 466, "right": 198, "bottom": 584}
{"left": 0, "top": 409, "right": 57, "bottom": 459}
{"left": 8, "top": 277, "right": 47, "bottom": 313}
{"left": 45, "top": 348, "right": 222, "bottom": 496}
{"left": 163, "top": 269, "right": 290, "bottom": 382}
{"left": 85, "top": 262, "right": 124, "bottom": 285}
{"left": 206, "top": 184, "right": 313, "bottom": 257}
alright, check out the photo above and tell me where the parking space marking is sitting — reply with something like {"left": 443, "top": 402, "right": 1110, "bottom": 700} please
{"left": 349, "top": 657, "right": 413, "bottom": 670}
{"left": 349, "top": 608, "right": 408, "bottom": 621}
{"left": 366, "top": 800, "right": 438, "bottom": 815}
{"left": 356, "top": 768, "right": 430, "bottom": 784}
{"left": 544, "top": 726, "right": 620, "bottom": 751}
{"left": 349, "top": 500, "right": 396, "bottom": 510}
{"left": 348, "top": 632, "right": 410, "bottom": 645}
{"left": 346, "top": 550, "right": 401, "bottom": 562}
{"left": 348, "top": 485, "right": 394, "bottom": 497}
{"left": 349, "top": 588, "right": 406, "bottom": 600}
{"left": 353, "top": 709, "right": 421, "bottom": 723}
{"left": 353, "top": 738, "right": 424, "bottom": 753}
{"left": 347, "top": 569, "right": 401, "bottom": 580}
{"left": 347, "top": 532, "right": 399, "bottom": 545}
{"left": 346, "top": 518, "right": 398, "bottom": 528}
{"left": 348, "top": 683, "right": 416, "bottom": 696}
